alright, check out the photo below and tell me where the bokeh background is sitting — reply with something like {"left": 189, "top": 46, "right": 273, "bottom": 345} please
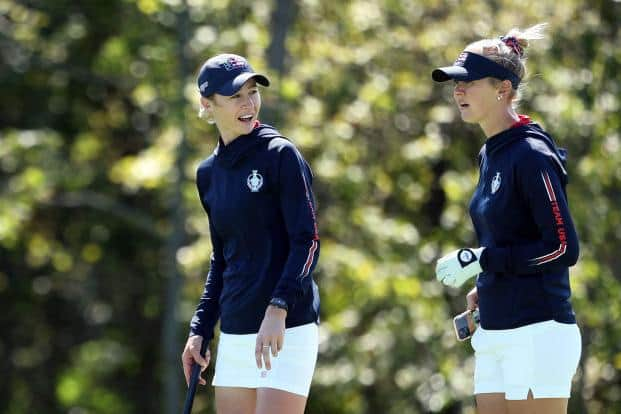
{"left": 2, "top": 0, "right": 621, "bottom": 413}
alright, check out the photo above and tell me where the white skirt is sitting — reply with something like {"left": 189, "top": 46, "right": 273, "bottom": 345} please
{"left": 212, "top": 323, "right": 318, "bottom": 397}
{"left": 471, "top": 320, "right": 581, "bottom": 400}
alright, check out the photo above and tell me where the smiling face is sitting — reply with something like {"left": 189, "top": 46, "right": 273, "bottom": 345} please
{"left": 201, "top": 79, "right": 261, "bottom": 144}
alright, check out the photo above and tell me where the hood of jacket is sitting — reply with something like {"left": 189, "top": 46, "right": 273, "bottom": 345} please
{"left": 482, "top": 119, "right": 568, "bottom": 184}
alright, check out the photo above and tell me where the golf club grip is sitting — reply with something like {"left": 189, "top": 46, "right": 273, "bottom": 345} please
{"left": 182, "top": 339, "right": 207, "bottom": 414}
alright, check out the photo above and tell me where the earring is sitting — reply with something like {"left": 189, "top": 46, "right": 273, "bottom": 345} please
{"left": 497, "top": 95, "right": 502, "bottom": 101}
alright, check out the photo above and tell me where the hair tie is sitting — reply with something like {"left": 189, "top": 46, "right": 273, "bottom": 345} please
{"left": 500, "top": 36, "right": 524, "bottom": 57}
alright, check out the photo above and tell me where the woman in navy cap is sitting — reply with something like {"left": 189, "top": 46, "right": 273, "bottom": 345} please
{"left": 181, "top": 53, "right": 321, "bottom": 414}
{"left": 432, "top": 24, "right": 581, "bottom": 414}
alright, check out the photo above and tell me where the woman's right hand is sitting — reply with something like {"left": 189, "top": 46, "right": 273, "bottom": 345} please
{"left": 181, "top": 335, "right": 210, "bottom": 386}
{"left": 466, "top": 286, "right": 479, "bottom": 311}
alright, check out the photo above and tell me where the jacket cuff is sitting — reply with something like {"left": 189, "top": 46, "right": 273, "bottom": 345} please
{"left": 188, "top": 326, "right": 213, "bottom": 343}
{"left": 271, "top": 289, "right": 297, "bottom": 311}
{"left": 480, "top": 246, "right": 508, "bottom": 273}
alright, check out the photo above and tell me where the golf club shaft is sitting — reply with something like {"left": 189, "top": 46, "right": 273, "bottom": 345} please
{"left": 182, "top": 339, "right": 207, "bottom": 414}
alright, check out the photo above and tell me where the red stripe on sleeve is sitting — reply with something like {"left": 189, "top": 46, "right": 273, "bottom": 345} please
{"left": 300, "top": 240, "right": 318, "bottom": 278}
{"left": 531, "top": 243, "right": 567, "bottom": 265}
{"left": 530, "top": 170, "right": 567, "bottom": 266}
{"left": 541, "top": 171, "right": 556, "bottom": 202}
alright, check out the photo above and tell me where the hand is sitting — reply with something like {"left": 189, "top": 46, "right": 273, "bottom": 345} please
{"left": 466, "top": 286, "right": 478, "bottom": 311}
{"left": 435, "top": 247, "right": 485, "bottom": 288}
{"left": 181, "top": 335, "right": 210, "bottom": 386}
{"left": 255, "top": 305, "right": 286, "bottom": 370}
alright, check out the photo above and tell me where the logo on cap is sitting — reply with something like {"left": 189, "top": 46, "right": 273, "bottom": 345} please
{"left": 199, "top": 81, "right": 209, "bottom": 92}
{"left": 221, "top": 56, "right": 248, "bottom": 71}
{"left": 454, "top": 52, "right": 468, "bottom": 66}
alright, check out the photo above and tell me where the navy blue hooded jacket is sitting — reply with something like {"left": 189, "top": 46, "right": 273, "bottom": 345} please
{"left": 470, "top": 116, "right": 579, "bottom": 330}
{"left": 189, "top": 123, "right": 320, "bottom": 343}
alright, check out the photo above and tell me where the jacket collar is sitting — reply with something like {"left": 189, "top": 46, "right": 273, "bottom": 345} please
{"left": 213, "top": 122, "right": 280, "bottom": 167}
{"left": 484, "top": 115, "right": 532, "bottom": 155}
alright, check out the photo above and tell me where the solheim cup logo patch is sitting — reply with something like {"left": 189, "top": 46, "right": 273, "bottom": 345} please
{"left": 247, "top": 170, "right": 263, "bottom": 192}
{"left": 491, "top": 172, "right": 501, "bottom": 194}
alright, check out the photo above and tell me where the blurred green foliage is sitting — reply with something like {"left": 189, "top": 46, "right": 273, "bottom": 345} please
{"left": 1, "top": 0, "right": 620, "bottom": 413}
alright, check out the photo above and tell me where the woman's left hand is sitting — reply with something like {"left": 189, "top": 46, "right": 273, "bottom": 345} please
{"left": 255, "top": 306, "right": 287, "bottom": 370}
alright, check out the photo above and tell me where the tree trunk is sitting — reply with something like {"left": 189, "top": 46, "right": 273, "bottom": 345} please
{"left": 267, "top": 0, "right": 298, "bottom": 74}
{"left": 161, "top": 2, "right": 191, "bottom": 413}
{"left": 263, "top": 0, "right": 299, "bottom": 125}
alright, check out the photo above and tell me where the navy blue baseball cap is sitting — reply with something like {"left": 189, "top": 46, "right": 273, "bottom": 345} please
{"left": 197, "top": 54, "right": 270, "bottom": 97}
{"left": 432, "top": 51, "right": 521, "bottom": 89}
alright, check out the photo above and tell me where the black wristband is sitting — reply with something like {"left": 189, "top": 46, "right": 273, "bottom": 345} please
{"left": 269, "top": 297, "right": 288, "bottom": 311}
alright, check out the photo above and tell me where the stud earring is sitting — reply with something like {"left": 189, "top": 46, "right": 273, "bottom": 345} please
{"left": 497, "top": 95, "right": 503, "bottom": 101}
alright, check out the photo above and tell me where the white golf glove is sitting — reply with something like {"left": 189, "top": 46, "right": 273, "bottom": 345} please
{"left": 435, "top": 247, "right": 485, "bottom": 288}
